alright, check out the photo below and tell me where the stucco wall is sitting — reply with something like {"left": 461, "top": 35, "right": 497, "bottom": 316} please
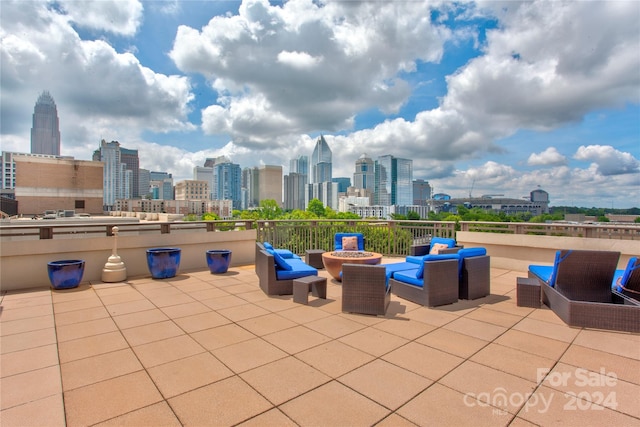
{"left": 1, "top": 229, "right": 257, "bottom": 291}
{"left": 456, "top": 231, "right": 637, "bottom": 272}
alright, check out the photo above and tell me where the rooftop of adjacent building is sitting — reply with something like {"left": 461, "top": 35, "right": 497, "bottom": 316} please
{"left": 1, "top": 259, "right": 638, "bottom": 426}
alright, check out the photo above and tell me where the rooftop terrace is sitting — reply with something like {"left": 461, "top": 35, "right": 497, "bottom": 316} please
{"left": 1, "top": 260, "right": 638, "bottom": 426}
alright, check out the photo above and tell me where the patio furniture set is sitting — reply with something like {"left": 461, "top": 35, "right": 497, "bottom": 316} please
{"left": 255, "top": 233, "right": 492, "bottom": 316}
{"left": 524, "top": 250, "right": 640, "bottom": 333}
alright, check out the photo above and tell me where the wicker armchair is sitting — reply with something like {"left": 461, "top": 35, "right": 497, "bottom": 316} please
{"left": 254, "top": 243, "right": 317, "bottom": 296}
{"left": 389, "top": 258, "right": 459, "bottom": 307}
{"left": 341, "top": 264, "right": 390, "bottom": 315}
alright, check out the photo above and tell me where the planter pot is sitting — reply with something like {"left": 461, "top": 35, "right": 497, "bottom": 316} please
{"left": 146, "top": 248, "right": 181, "bottom": 279}
{"left": 47, "top": 260, "right": 85, "bottom": 290}
{"left": 206, "top": 250, "right": 232, "bottom": 274}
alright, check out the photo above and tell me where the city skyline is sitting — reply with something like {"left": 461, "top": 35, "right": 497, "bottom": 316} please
{"left": 1, "top": 1, "right": 638, "bottom": 208}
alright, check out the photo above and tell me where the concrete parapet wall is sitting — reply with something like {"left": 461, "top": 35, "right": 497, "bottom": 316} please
{"left": 457, "top": 231, "right": 638, "bottom": 272}
{"left": 1, "top": 229, "right": 257, "bottom": 291}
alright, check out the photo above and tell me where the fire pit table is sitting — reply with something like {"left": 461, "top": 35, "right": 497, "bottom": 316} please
{"left": 322, "top": 251, "right": 383, "bottom": 281}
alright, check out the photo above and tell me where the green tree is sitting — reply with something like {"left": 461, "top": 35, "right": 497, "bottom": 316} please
{"left": 406, "top": 211, "right": 421, "bottom": 220}
{"left": 202, "top": 212, "right": 220, "bottom": 221}
{"left": 307, "top": 198, "right": 326, "bottom": 217}
{"left": 258, "top": 199, "right": 282, "bottom": 219}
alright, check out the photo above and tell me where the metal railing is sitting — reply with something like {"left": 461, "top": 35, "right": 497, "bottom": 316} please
{"left": 1, "top": 219, "right": 637, "bottom": 254}
{"left": 459, "top": 221, "right": 640, "bottom": 240}
{"left": 256, "top": 220, "right": 457, "bottom": 256}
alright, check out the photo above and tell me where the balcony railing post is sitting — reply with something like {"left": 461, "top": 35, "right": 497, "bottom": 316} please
{"left": 161, "top": 224, "right": 170, "bottom": 234}
{"left": 40, "top": 226, "right": 53, "bottom": 239}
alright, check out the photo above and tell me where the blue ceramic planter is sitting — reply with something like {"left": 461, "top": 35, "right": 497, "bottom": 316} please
{"left": 146, "top": 248, "right": 181, "bottom": 279}
{"left": 206, "top": 249, "right": 232, "bottom": 274}
{"left": 47, "top": 260, "right": 85, "bottom": 289}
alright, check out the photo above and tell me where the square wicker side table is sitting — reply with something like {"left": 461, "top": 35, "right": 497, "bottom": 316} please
{"left": 517, "top": 277, "right": 541, "bottom": 308}
{"left": 305, "top": 249, "right": 326, "bottom": 269}
{"left": 293, "top": 275, "right": 327, "bottom": 304}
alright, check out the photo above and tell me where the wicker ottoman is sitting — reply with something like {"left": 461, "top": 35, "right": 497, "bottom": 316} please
{"left": 517, "top": 277, "right": 541, "bottom": 308}
{"left": 293, "top": 275, "right": 327, "bottom": 304}
{"left": 305, "top": 249, "right": 326, "bottom": 269}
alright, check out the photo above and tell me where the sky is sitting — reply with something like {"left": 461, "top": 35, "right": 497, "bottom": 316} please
{"left": 1, "top": 0, "right": 639, "bottom": 209}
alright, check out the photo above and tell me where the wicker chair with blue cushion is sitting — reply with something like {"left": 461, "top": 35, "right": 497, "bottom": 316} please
{"left": 389, "top": 254, "right": 459, "bottom": 307}
{"left": 255, "top": 243, "right": 317, "bottom": 296}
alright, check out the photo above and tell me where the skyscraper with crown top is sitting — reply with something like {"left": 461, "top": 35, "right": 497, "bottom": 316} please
{"left": 31, "top": 91, "right": 60, "bottom": 156}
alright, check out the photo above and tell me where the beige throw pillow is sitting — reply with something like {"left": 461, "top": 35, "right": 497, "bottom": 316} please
{"left": 342, "top": 236, "right": 359, "bottom": 251}
{"left": 430, "top": 243, "right": 449, "bottom": 255}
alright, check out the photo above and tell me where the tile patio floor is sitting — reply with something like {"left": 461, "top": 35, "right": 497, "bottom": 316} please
{"left": 1, "top": 259, "right": 639, "bottom": 426}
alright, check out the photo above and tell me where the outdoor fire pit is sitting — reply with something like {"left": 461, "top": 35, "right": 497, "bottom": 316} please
{"left": 322, "top": 250, "right": 383, "bottom": 281}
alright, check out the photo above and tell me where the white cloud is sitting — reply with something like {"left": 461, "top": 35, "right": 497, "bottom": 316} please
{"left": 170, "top": 0, "right": 448, "bottom": 146}
{"left": 277, "top": 51, "right": 323, "bottom": 69}
{"left": 574, "top": 145, "right": 639, "bottom": 176}
{"left": 58, "top": 0, "right": 144, "bottom": 36}
{"left": 0, "top": 0, "right": 195, "bottom": 153}
{"left": 528, "top": 147, "right": 567, "bottom": 167}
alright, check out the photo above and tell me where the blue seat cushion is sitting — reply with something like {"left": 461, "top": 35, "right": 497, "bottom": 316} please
{"left": 416, "top": 254, "right": 460, "bottom": 278}
{"left": 381, "top": 262, "right": 418, "bottom": 287}
{"left": 528, "top": 250, "right": 572, "bottom": 287}
{"left": 393, "top": 268, "right": 423, "bottom": 287}
{"left": 529, "top": 265, "right": 553, "bottom": 284}
{"left": 275, "top": 259, "right": 318, "bottom": 280}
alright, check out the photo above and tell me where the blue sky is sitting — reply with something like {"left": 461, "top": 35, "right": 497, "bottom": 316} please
{"left": 1, "top": 0, "right": 639, "bottom": 208}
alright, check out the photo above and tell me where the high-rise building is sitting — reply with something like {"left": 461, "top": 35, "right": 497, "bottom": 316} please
{"left": 290, "top": 155, "right": 309, "bottom": 175}
{"left": 413, "top": 179, "right": 432, "bottom": 205}
{"left": 120, "top": 147, "right": 140, "bottom": 198}
{"left": 284, "top": 172, "right": 307, "bottom": 211}
{"left": 242, "top": 167, "right": 260, "bottom": 209}
{"left": 175, "top": 180, "right": 210, "bottom": 201}
{"left": 332, "top": 177, "right": 351, "bottom": 193}
{"left": 259, "top": 165, "right": 283, "bottom": 206}
{"left": 138, "top": 168, "right": 150, "bottom": 198}
{"left": 353, "top": 153, "right": 374, "bottom": 191}
{"left": 213, "top": 161, "right": 242, "bottom": 209}
{"left": 194, "top": 166, "right": 214, "bottom": 200}
{"left": 375, "top": 155, "right": 413, "bottom": 206}
{"left": 93, "top": 140, "right": 126, "bottom": 210}
{"left": 30, "top": 91, "right": 60, "bottom": 156}
{"left": 310, "top": 135, "right": 332, "bottom": 184}
{"left": 149, "top": 171, "right": 174, "bottom": 200}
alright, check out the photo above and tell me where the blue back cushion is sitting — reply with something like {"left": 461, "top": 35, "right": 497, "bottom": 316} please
{"left": 616, "top": 257, "right": 639, "bottom": 291}
{"left": 416, "top": 254, "right": 459, "bottom": 278}
{"left": 263, "top": 242, "right": 274, "bottom": 250}
{"left": 544, "top": 250, "right": 573, "bottom": 287}
{"left": 430, "top": 237, "right": 456, "bottom": 249}
{"left": 265, "top": 247, "right": 292, "bottom": 271}
{"left": 335, "top": 233, "right": 364, "bottom": 250}
{"left": 456, "top": 247, "right": 487, "bottom": 276}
